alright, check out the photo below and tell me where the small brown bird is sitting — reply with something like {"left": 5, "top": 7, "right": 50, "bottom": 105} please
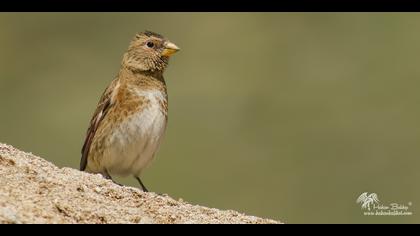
{"left": 80, "top": 31, "right": 180, "bottom": 192}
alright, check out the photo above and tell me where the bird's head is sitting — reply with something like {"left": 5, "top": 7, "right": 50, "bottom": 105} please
{"left": 123, "top": 30, "right": 180, "bottom": 73}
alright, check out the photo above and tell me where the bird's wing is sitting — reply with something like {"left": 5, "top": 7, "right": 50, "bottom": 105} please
{"left": 80, "top": 79, "right": 117, "bottom": 171}
{"left": 357, "top": 192, "right": 368, "bottom": 203}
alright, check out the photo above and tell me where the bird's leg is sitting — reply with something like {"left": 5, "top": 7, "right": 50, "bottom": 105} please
{"left": 103, "top": 170, "right": 123, "bottom": 186}
{"left": 135, "top": 176, "right": 149, "bottom": 192}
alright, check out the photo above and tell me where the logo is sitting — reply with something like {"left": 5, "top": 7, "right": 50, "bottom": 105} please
{"left": 357, "top": 192, "right": 380, "bottom": 211}
{"left": 356, "top": 192, "right": 413, "bottom": 216}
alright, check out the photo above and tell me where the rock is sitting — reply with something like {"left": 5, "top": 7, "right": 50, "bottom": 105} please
{"left": 0, "top": 143, "right": 281, "bottom": 224}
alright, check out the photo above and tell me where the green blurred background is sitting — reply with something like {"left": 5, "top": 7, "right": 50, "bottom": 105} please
{"left": 0, "top": 13, "right": 419, "bottom": 223}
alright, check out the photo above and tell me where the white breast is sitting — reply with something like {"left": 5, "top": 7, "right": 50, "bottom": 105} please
{"left": 104, "top": 89, "right": 167, "bottom": 177}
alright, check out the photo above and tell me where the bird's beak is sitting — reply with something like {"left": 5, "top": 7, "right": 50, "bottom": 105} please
{"left": 161, "top": 41, "right": 180, "bottom": 57}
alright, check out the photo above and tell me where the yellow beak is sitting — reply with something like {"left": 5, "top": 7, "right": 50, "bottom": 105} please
{"left": 161, "top": 41, "right": 180, "bottom": 57}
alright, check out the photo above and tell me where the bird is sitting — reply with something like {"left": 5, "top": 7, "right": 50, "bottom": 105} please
{"left": 80, "top": 30, "right": 180, "bottom": 192}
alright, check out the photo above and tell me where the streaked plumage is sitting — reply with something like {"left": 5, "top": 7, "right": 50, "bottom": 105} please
{"left": 80, "top": 31, "right": 179, "bottom": 191}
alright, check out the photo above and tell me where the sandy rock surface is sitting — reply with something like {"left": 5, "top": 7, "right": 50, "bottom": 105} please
{"left": 0, "top": 143, "right": 281, "bottom": 224}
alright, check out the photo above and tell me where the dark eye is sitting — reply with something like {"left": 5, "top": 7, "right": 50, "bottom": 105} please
{"left": 146, "top": 42, "right": 154, "bottom": 48}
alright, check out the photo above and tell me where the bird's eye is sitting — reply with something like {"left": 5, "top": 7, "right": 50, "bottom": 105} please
{"left": 146, "top": 42, "right": 154, "bottom": 48}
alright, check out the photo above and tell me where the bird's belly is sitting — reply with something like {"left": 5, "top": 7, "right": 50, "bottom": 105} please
{"left": 103, "top": 103, "right": 167, "bottom": 177}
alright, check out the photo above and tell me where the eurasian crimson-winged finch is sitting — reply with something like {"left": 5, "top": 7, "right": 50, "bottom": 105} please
{"left": 80, "top": 31, "right": 180, "bottom": 192}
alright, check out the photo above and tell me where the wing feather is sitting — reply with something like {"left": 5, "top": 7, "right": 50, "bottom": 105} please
{"left": 80, "top": 79, "right": 117, "bottom": 171}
